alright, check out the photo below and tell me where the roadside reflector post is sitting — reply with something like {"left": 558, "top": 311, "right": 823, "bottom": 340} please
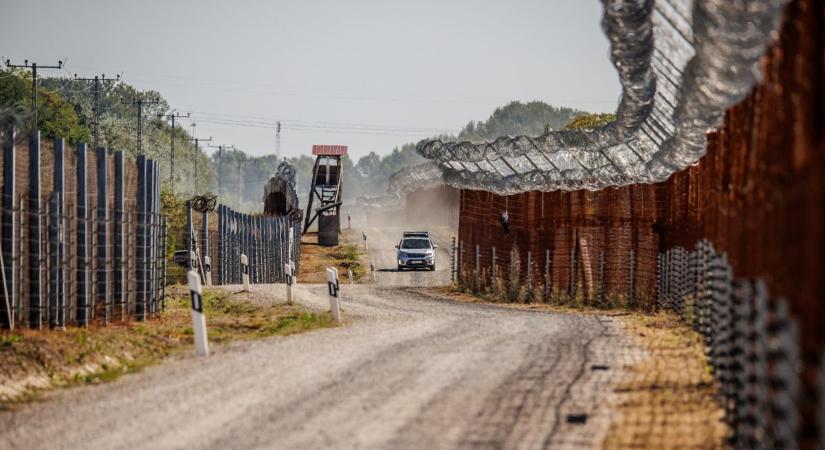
{"left": 284, "top": 261, "right": 295, "bottom": 305}
{"left": 204, "top": 255, "right": 213, "bottom": 286}
{"left": 362, "top": 232, "right": 368, "bottom": 251}
{"left": 347, "top": 268, "right": 353, "bottom": 284}
{"left": 187, "top": 270, "right": 210, "bottom": 357}
{"left": 326, "top": 267, "right": 341, "bottom": 323}
{"left": 370, "top": 263, "right": 376, "bottom": 282}
{"left": 241, "top": 253, "right": 249, "bottom": 291}
{"left": 332, "top": 266, "right": 342, "bottom": 309}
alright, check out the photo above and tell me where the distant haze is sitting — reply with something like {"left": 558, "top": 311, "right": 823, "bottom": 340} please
{"left": 0, "top": 0, "right": 620, "bottom": 160}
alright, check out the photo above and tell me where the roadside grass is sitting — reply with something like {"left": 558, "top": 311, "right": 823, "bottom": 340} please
{"left": 420, "top": 285, "right": 727, "bottom": 449}
{"left": 0, "top": 285, "right": 336, "bottom": 408}
{"left": 298, "top": 229, "right": 367, "bottom": 283}
{"left": 603, "top": 312, "right": 727, "bottom": 449}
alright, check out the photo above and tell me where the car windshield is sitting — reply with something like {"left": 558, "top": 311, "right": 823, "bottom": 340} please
{"left": 401, "top": 239, "right": 431, "bottom": 250}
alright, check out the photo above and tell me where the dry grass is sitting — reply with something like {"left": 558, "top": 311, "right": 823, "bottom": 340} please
{"left": 423, "top": 285, "right": 631, "bottom": 316}
{"left": 602, "top": 312, "right": 728, "bottom": 449}
{"left": 298, "top": 229, "right": 367, "bottom": 283}
{"left": 0, "top": 285, "right": 336, "bottom": 408}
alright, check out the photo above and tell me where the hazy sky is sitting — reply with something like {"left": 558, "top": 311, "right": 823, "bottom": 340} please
{"left": 1, "top": 0, "right": 620, "bottom": 160}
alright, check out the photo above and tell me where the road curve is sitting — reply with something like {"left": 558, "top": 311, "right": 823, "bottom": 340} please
{"left": 0, "top": 229, "right": 643, "bottom": 450}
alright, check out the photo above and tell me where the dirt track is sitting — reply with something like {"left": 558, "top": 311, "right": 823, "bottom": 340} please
{"left": 0, "top": 228, "right": 643, "bottom": 450}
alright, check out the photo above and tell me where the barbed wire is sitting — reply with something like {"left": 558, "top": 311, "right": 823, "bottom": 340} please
{"left": 190, "top": 193, "right": 218, "bottom": 213}
{"left": 392, "top": 0, "right": 788, "bottom": 195}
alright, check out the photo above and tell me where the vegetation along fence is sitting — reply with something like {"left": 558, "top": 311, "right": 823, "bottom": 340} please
{"left": 184, "top": 202, "right": 301, "bottom": 286}
{"left": 0, "top": 129, "right": 166, "bottom": 329}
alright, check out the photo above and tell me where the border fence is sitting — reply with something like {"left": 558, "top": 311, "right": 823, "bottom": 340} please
{"left": 448, "top": 1, "right": 824, "bottom": 445}
{"left": 184, "top": 203, "right": 301, "bottom": 286}
{"left": 0, "top": 129, "right": 165, "bottom": 329}
{"left": 452, "top": 188, "right": 659, "bottom": 308}
{"left": 658, "top": 240, "right": 805, "bottom": 448}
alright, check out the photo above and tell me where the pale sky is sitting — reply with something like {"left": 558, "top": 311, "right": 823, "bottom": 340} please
{"left": 1, "top": 0, "right": 620, "bottom": 160}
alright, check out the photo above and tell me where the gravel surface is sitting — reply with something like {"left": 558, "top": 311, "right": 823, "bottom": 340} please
{"left": 0, "top": 228, "right": 643, "bottom": 450}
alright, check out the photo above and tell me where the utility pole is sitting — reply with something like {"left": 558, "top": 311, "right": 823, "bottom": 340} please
{"left": 4, "top": 59, "right": 64, "bottom": 133}
{"left": 188, "top": 123, "right": 211, "bottom": 196}
{"left": 157, "top": 111, "right": 189, "bottom": 193}
{"left": 275, "top": 121, "right": 281, "bottom": 160}
{"left": 207, "top": 143, "right": 234, "bottom": 200}
{"left": 122, "top": 96, "right": 160, "bottom": 156}
{"left": 237, "top": 158, "right": 243, "bottom": 207}
{"left": 73, "top": 73, "right": 120, "bottom": 151}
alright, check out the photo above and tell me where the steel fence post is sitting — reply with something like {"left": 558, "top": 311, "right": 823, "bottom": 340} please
{"left": 53, "top": 138, "right": 65, "bottom": 327}
{"left": 96, "top": 147, "right": 108, "bottom": 323}
{"left": 545, "top": 249, "right": 550, "bottom": 302}
{"left": 28, "top": 131, "right": 43, "bottom": 329}
{"left": 114, "top": 151, "right": 125, "bottom": 319}
{"left": 598, "top": 250, "right": 605, "bottom": 305}
{"left": 1, "top": 128, "right": 15, "bottom": 329}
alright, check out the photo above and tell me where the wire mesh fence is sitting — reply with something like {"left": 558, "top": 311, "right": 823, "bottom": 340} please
{"left": 0, "top": 129, "right": 165, "bottom": 329}
{"left": 182, "top": 203, "right": 301, "bottom": 287}
{"left": 656, "top": 240, "right": 814, "bottom": 449}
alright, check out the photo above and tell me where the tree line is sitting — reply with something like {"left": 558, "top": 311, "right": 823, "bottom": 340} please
{"left": 1, "top": 71, "right": 614, "bottom": 213}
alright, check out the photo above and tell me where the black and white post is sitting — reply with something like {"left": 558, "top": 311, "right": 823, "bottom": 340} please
{"left": 204, "top": 256, "right": 212, "bottom": 286}
{"left": 326, "top": 267, "right": 341, "bottom": 323}
{"left": 284, "top": 261, "right": 295, "bottom": 305}
{"left": 241, "top": 253, "right": 250, "bottom": 291}
{"left": 187, "top": 269, "right": 210, "bottom": 357}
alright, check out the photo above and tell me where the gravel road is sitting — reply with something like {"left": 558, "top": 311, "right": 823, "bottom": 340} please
{"left": 0, "top": 227, "right": 642, "bottom": 450}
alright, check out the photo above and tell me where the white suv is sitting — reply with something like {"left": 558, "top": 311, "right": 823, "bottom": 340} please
{"left": 396, "top": 232, "right": 437, "bottom": 271}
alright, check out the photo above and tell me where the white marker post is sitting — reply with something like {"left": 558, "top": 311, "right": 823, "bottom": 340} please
{"left": 241, "top": 253, "right": 250, "bottom": 291}
{"left": 284, "top": 261, "right": 295, "bottom": 305}
{"left": 204, "top": 256, "right": 213, "bottom": 286}
{"left": 331, "top": 266, "right": 342, "bottom": 309}
{"left": 187, "top": 270, "right": 210, "bottom": 357}
{"left": 347, "top": 268, "right": 353, "bottom": 284}
{"left": 362, "top": 232, "right": 368, "bottom": 251}
{"left": 326, "top": 267, "right": 341, "bottom": 323}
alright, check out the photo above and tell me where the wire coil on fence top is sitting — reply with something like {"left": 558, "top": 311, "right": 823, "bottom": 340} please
{"left": 190, "top": 193, "right": 218, "bottom": 213}
{"left": 387, "top": 0, "right": 788, "bottom": 195}
{"left": 288, "top": 208, "right": 304, "bottom": 224}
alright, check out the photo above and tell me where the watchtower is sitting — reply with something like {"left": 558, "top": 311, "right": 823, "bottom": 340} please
{"left": 303, "top": 145, "right": 346, "bottom": 246}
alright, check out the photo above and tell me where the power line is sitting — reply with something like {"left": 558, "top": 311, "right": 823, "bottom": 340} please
{"left": 4, "top": 58, "right": 64, "bottom": 133}
{"left": 157, "top": 111, "right": 190, "bottom": 193}
{"left": 207, "top": 143, "right": 234, "bottom": 200}
{"left": 185, "top": 109, "right": 457, "bottom": 133}
{"left": 73, "top": 73, "right": 120, "bottom": 151}
{"left": 189, "top": 123, "right": 212, "bottom": 195}
{"left": 121, "top": 95, "right": 160, "bottom": 156}
{"left": 191, "top": 117, "right": 456, "bottom": 137}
